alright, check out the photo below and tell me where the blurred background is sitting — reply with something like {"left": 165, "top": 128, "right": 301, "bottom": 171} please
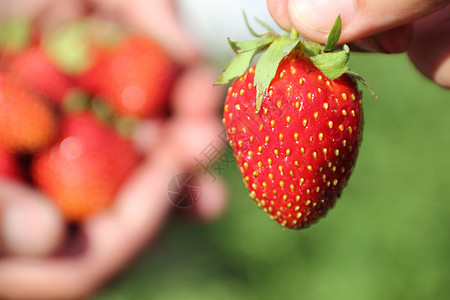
{"left": 95, "top": 4, "right": 450, "bottom": 300}
{"left": 1, "top": 0, "right": 450, "bottom": 299}
{"left": 95, "top": 52, "right": 450, "bottom": 300}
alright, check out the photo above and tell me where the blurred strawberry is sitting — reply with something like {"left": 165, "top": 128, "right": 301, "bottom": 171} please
{"left": 78, "top": 35, "right": 176, "bottom": 118}
{"left": 0, "top": 148, "right": 23, "bottom": 181}
{"left": 74, "top": 43, "right": 108, "bottom": 93}
{"left": 0, "top": 72, "right": 59, "bottom": 153}
{"left": 31, "top": 112, "right": 142, "bottom": 221}
{"left": 7, "top": 46, "right": 75, "bottom": 105}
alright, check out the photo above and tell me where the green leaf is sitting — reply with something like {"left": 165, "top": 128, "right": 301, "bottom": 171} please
{"left": 43, "top": 21, "right": 92, "bottom": 74}
{"left": 324, "top": 15, "right": 342, "bottom": 52}
{"left": 228, "top": 36, "right": 275, "bottom": 53}
{"left": 91, "top": 97, "right": 115, "bottom": 124}
{"left": 282, "top": 39, "right": 300, "bottom": 55}
{"left": 62, "top": 88, "right": 91, "bottom": 112}
{"left": 114, "top": 116, "right": 140, "bottom": 138}
{"left": 310, "top": 44, "right": 350, "bottom": 79}
{"left": 254, "top": 37, "right": 293, "bottom": 111}
{"left": 214, "top": 48, "right": 258, "bottom": 85}
{"left": 302, "top": 40, "right": 325, "bottom": 57}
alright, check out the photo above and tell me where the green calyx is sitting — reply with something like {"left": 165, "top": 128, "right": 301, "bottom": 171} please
{"left": 215, "top": 14, "right": 375, "bottom": 112}
{"left": 0, "top": 20, "right": 32, "bottom": 52}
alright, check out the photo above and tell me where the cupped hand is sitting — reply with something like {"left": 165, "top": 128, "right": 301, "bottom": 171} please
{"left": 0, "top": 67, "right": 227, "bottom": 300}
{"left": 0, "top": 0, "right": 228, "bottom": 299}
{"left": 0, "top": 114, "right": 227, "bottom": 300}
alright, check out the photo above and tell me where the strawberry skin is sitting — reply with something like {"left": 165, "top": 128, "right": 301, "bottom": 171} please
{"left": 78, "top": 35, "right": 175, "bottom": 118}
{"left": 31, "top": 112, "right": 141, "bottom": 221}
{"left": 0, "top": 72, "right": 59, "bottom": 153}
{"left": 0, "top": 148, "right": 23, "bottom": 181}
{"left": 223, "top": 52, "right": 363, "bottom": 229}
{"left": 8, "top": 46, "right": 75, "bottom": 105}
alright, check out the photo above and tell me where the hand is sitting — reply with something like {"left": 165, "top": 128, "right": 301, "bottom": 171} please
{"left": 267, "top": 0, "right": 450, "bottom": 88}
{"left": 0, "top": 0, "right": 227, "bottom": 299}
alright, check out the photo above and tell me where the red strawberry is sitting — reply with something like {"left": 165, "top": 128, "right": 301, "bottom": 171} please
{"left": 31, "top": 112, "right": 141, "bottom": 221}
{"left": 78, "top": 35, "right": 176, "bottom": 118}
{"left": 223, "top": 54, "right": 362, "bottom": 229}
{"left": 0, "top": 148, "right": 23, "bottom": 181}
{"left": 216, "top": 16, "right": 370, "bottom": 229}
{"left": 7, "top": 46, "right": 75, "bottom": 105}
{"left": 75, "top": 43, "right": 108, "bottom": 93}
{"left": 0, "top": 72, "right": 59, "bottom": 153}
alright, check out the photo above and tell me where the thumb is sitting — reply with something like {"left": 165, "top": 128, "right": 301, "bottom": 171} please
{"left": 0, "top": 180, "right": 65, "bottom": 256}
{"left": 268, "top": 0, "right": 448, "bottom": 43}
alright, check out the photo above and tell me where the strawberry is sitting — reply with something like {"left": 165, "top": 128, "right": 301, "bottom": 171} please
{"left": 78, "top": 35, "right": 176, "bottom": 118}
{"left": 0, "top": 148, "right": 23, "bottom": 181}
{"left": 7, "top": 46, "right": 75, "bottom": 105}
{"left": 216, "top": 16, "right": 371, "bottom": 229}
{"left": 31, "top": 112, "right": 141, "bottom": 221}
{"left": 0, "top": 72, "right": 59, "bottom": 153}
{"left": 75, "top": 43, "right": 108, "bottom": 93}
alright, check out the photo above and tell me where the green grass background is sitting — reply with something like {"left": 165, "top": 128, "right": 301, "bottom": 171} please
{"left": 95, "top": 53, "right": 450, "bottom": 300}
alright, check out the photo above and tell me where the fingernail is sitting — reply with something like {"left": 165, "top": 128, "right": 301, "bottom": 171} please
{"left": 290, "top": 0, "right": 356, "bottom": 32}
{"left": 2, "top": 200, "right": 63, "bottom": 256}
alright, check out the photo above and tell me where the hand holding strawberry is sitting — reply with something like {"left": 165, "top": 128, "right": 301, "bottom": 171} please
{"left": 216, "top": 15, "right": 366, "bottom": 229}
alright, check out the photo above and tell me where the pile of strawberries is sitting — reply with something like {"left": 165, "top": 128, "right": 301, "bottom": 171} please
{"left": 0, "top": 20, "right": 176, "bottom": 221}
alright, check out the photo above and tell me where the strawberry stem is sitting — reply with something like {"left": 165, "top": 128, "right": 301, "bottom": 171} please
{"left": 290, "top": 28, "right": 299, "bottom": 40}
{"left": 346, "top": 70, "right": 379, "bottom": 101}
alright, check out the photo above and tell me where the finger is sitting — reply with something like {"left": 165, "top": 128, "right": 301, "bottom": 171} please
{"left": 161, "top": 111, "right": 229, "bottom": 222}
{"left": 162, "top": 116, "right": 225, "bottom": 168}
{"left": 0, "top": 0, "right": 85, "bottom": 26}
{"left": 266, "top": 0, "right": 292, "bottom": 31}
{"left": 267, "top": 0, "right": 448, "bottom": 44}
{"left": 171, "top": 63, "right": 225, "bottom": 119}
{"left": 0, "top": 0, "right": 57, "bottom": 19}
{"left": 124, "top": 0, "right": 200, "bottom": 65}
{"left": 132, "top": 118, "right": 165, "bottom": 154}
{"left": 349, "top": 24, "right": 413, "bottom": 53}
{"left": 407, "top": 5, "right": 450, "bottom": 88}
{"left": 90, "top": 0, "right": 200, "bottom": 65}
{"left": 190, "top": 175, "right": 228, "bottom": 222}
{"left": 35, "top": 0, "right": 86, "bottom": 30}
{"left": 0, "top": 180, "right": 65, "bottom": 256}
